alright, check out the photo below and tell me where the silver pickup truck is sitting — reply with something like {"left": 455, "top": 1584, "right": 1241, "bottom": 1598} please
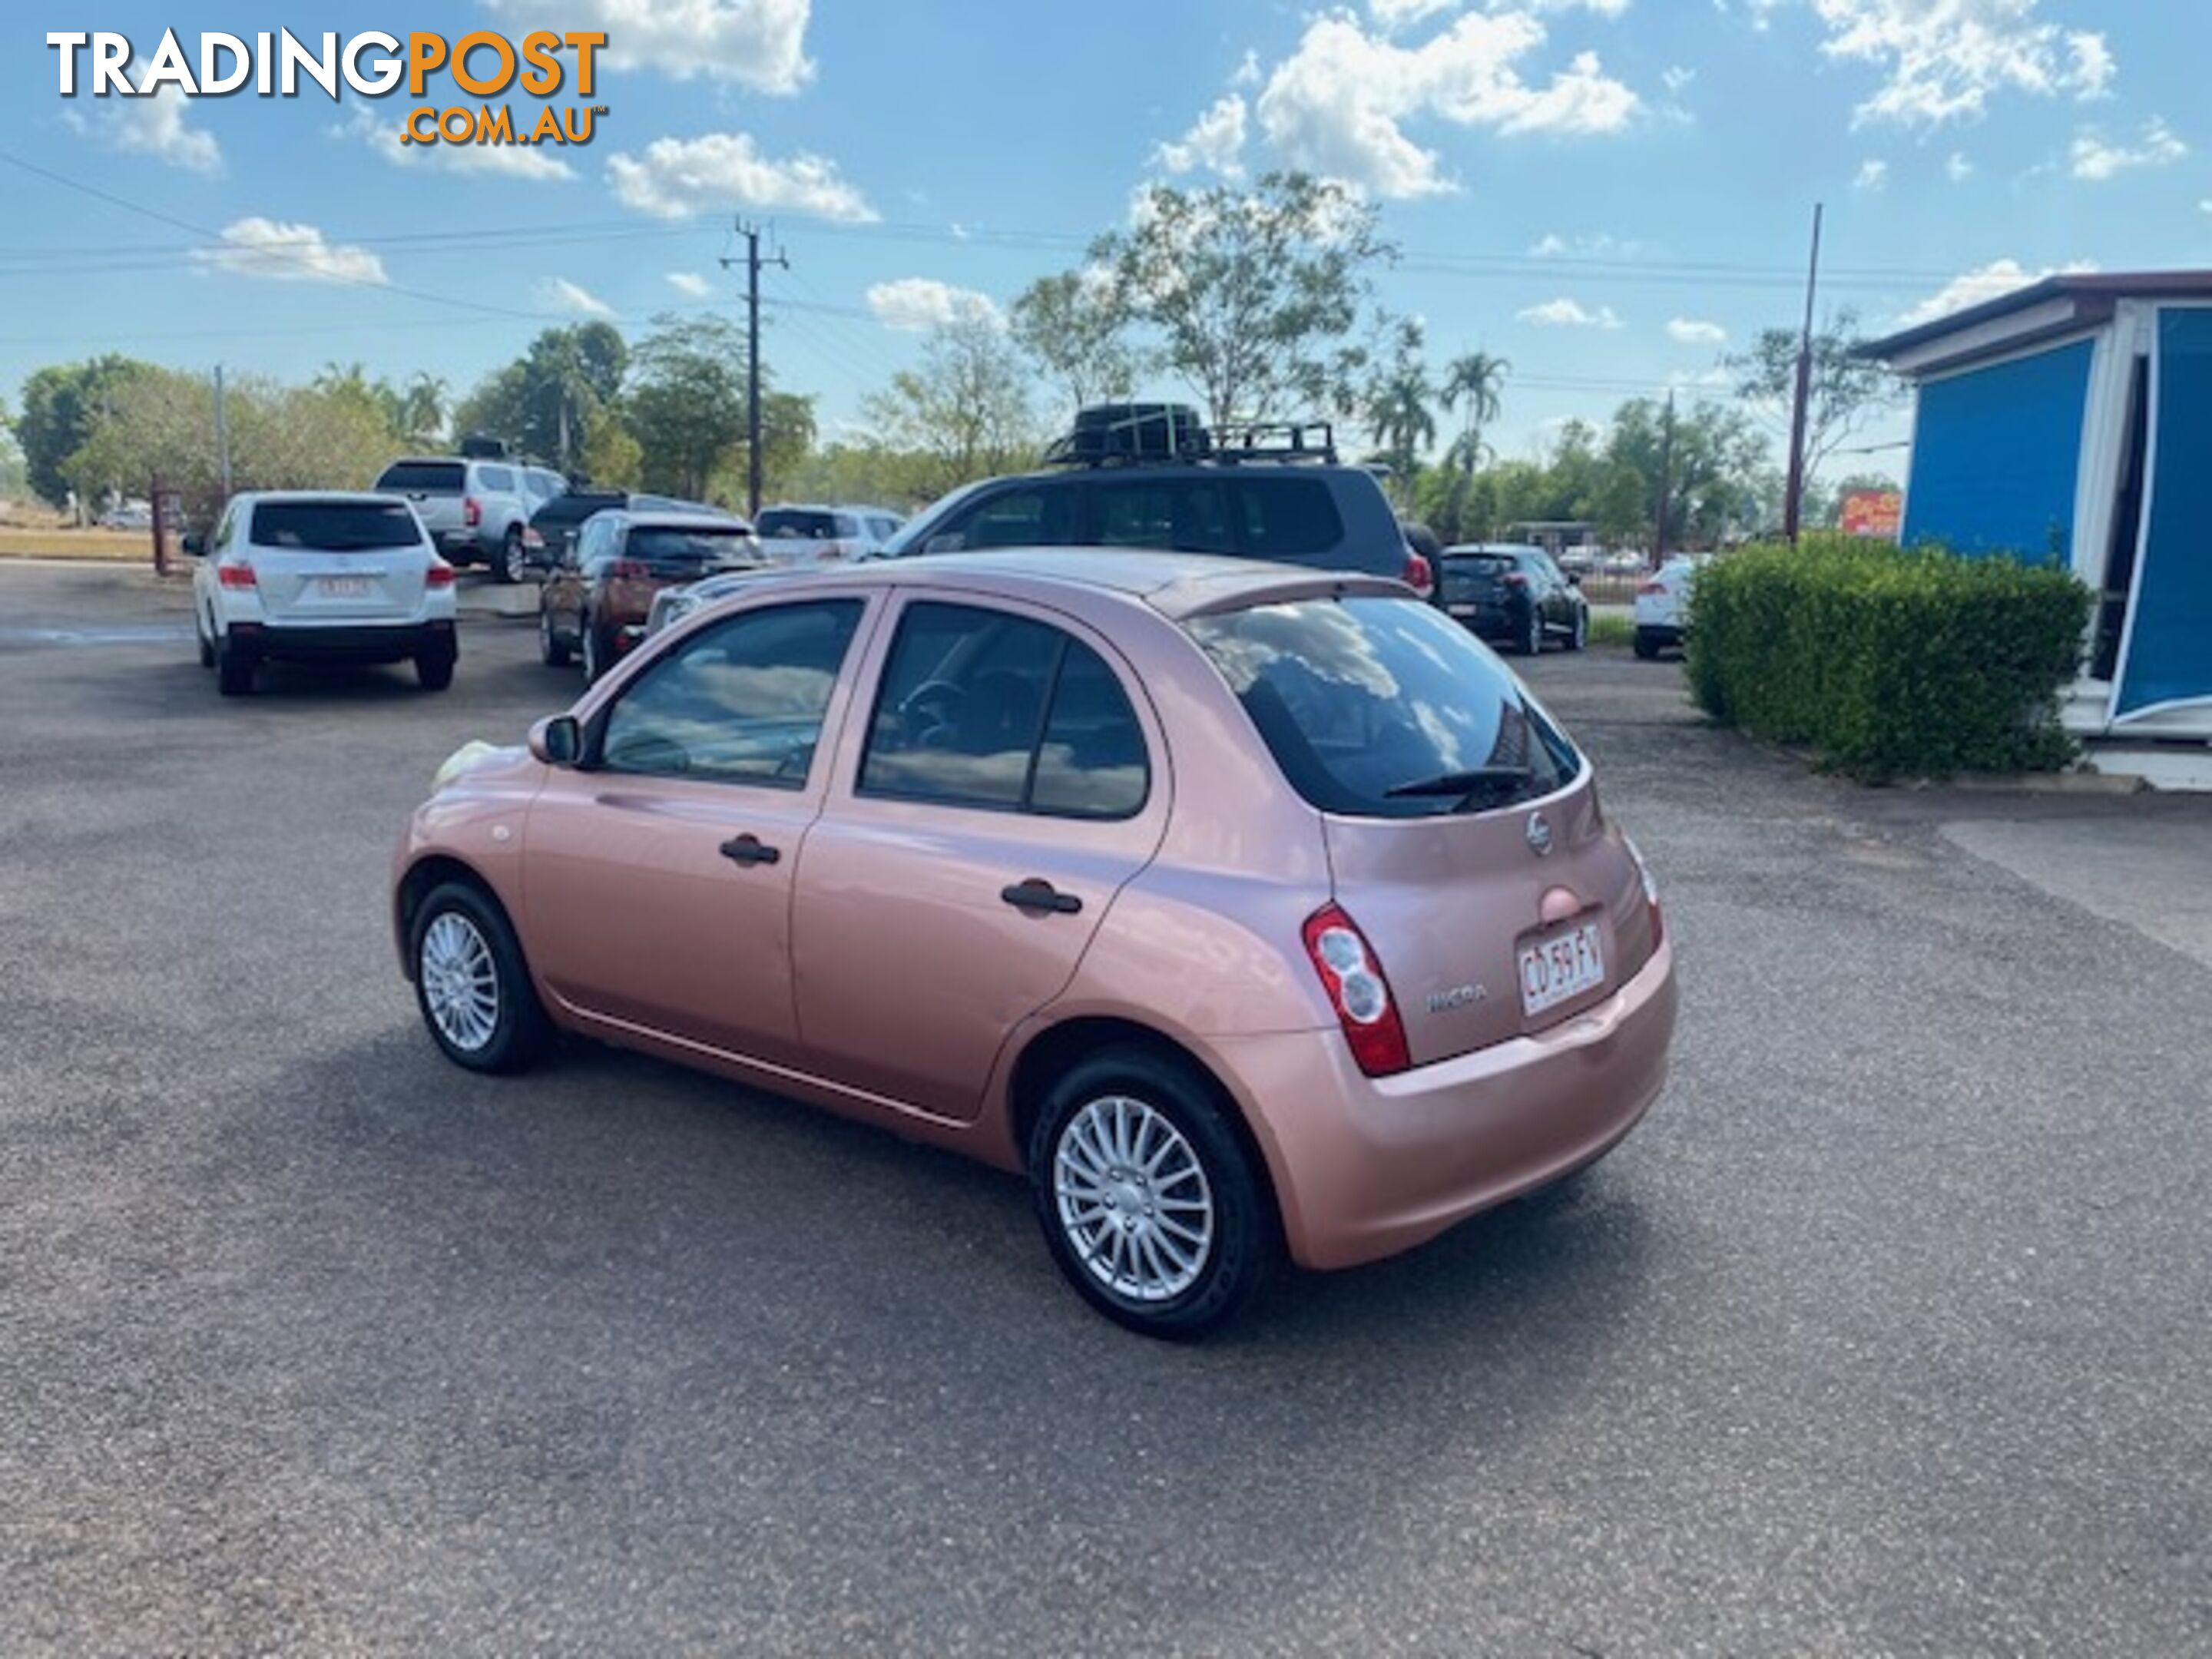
{"left": 373, "top": 457, "right": 562, "bottom": 584}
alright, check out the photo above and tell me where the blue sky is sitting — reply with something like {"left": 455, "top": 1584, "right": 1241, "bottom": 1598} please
{"left": 4, "top": 1, "right": 2205, "bottom": 475}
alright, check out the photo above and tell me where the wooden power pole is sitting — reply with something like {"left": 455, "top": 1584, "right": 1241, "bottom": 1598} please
{"left": 723, "top": 221, "right": 787, "bottom": 519}
{"left": 1782, "top": 204, "right": 1824, "bottom": 548}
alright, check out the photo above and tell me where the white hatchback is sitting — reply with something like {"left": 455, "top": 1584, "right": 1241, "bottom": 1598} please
{"left": 1632, "top": 554, "right": 1710, "bottom": 661}
{"left": 188, "top": 492, "right": 460, "bottom": 696}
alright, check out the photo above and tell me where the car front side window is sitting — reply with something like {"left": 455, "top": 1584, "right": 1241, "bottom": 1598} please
{"left": 594, "top": 599, "right": 866, "bottom": 788}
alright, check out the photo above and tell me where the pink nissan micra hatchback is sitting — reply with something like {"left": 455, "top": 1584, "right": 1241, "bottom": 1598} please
{"left": 394, "top": 551, "right": 1677, "bottom": 1336}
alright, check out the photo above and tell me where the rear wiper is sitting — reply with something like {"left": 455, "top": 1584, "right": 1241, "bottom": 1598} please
{"left": 1382, "top": 767, "right": 1536, "bottom": 811}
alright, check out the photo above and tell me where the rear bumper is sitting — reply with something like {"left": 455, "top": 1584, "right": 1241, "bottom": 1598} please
{"left": 230, "top": 619, "right": 455, "bottom": 664}
{"left": 1216, "top": 936, "right": 1677, "bottom": 1270}
{"left": 1634, "top": 621, "right": 1685, "bottom": 645}
{"left": 1443, "top": 601, "right": 1525, "bottom": 641}
{"left": 435, "top": 529, "right": 495, "bottom": 562}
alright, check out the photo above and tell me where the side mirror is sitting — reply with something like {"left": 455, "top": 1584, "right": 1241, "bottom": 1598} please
{"left": 180, "top": 532, "right": 206, "bottom": 557}
{"left": 528, "top": 714, "right": 581, "bottom": 767}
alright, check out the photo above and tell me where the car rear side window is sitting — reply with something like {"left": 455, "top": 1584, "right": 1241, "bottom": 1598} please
{"left": 596, "top": 599, "right": 865, "bottom": 788}
{"left": 1094, "top": 478, "right": 1237, "bottom": 554}
{"left": 250, "top": 500, "right": 422, "bottom": 551}
{"left": 1235, "top": 478, "right": 1346, "bottom": 559}
{"left": 1185, "top": 596, "right": 1581, "bottom": 818}
{"left": 476, "top": 465, "right": 516, "bottom": 493}
{"left": 376, "top": 462, "right": 464, "bottom": 494}
{"left": 859, "top": 601, "right": 1148, "bottom": 819}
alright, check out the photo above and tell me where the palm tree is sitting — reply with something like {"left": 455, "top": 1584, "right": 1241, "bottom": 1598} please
{"left": 1363, "top": 320, "right": 1436, "bottom": 504}
{"left": 401, "top": 373, "right": 448, "bottom": 445}
{"left": 1440, "top": 351, "right": 1510, "bottom": 478}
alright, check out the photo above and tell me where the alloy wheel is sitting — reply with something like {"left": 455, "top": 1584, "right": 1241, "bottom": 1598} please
{"left": 1053, "top": 1095, "right": 1217, "bottom": 1303}
{"left": 419, "top": 910, "right": 500, "bottom": 1054}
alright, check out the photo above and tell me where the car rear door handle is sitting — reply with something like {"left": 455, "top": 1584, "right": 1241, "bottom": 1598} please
{"left": 1001, "top": 879, "right": 1081, "bottom": 916}
{"left": 719, "top": 833, "right": 781, "bottom": 867}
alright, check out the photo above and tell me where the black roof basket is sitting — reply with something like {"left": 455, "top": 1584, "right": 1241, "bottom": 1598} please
{"left": 1043, "top": 403, "right": 1339, "bottom": 468}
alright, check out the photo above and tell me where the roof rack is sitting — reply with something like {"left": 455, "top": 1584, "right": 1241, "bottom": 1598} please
{"left": 1207, "top": 420, "right": 1338, "bottom": 465}
{"left": 1041, "top": 402, "right": 1340, "bottom": 469}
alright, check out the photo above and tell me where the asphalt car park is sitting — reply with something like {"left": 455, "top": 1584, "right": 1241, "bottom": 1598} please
{"left": 2, "top": 558, "right": 2207, "bottom": 1652}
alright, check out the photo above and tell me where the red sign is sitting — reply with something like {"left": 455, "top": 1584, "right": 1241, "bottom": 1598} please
{"left": 1840, "top": 488, "right": 1903, "bottom": 539}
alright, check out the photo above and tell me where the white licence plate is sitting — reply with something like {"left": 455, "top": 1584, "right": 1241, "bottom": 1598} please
{"left": 319, "top": 576, "right": 373, "bottom": 598}
{"left": 1449, "top": 603, "right": 1479, "bottom": 617}
{"left": 1518, "top": 919, "right": 1605, "bottom": 1016}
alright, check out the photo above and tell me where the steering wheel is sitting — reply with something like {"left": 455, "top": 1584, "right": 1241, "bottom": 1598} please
{"left": 899, "top": 678, "right": 965, "bottom": 743}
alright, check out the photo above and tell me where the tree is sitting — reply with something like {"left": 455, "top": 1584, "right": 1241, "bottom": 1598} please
{"left": 452, "top": 323, "right": 629, "bottom": 469}
{"left": 1008, "top": 270, "right": 1137, "bottom": 422}
{"left": 1090, "top": 171, "right": 1396, "bottom": 429}
{"left": 624, "top": 315, "right": 759, "bottom": 501}
{"left": 1439, "top": 350, "right": 1509, "bottom": 477}
{"left": 1727, "top": 306, "right": 1905, "bottom": 487}
{"left": 15, "top": 356, "right": 157, "bottom": 507}
{"left": 1363, "top": 317, "right": 1435, "bottom": 501}
{"left": 400, "top": 373, "right": 448, "bottom": 447}
{"left": 1609, "top": 397, "right": 1772, "bottom": 548}
{"left": 862, "top": 313, "right": 1041, "bottom": 498}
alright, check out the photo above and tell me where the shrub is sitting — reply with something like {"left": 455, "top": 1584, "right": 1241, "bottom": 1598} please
{"left": 1687, "top": 534, "right": 2091, "bottom": 780}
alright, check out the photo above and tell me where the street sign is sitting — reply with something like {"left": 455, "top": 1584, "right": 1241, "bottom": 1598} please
{"left": 1841, "top": 488, "right": 1903, "bottom": 540}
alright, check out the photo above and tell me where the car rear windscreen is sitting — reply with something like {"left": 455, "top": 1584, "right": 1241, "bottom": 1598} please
{"left": 1437, "top": 554, "right": 1517, "bottom": 598}
{"left": 250, "top": 501, "right": 423, "bottom": 551}
{"left": 375, "top": 462, "right": 465, "bottom": 494}
{"left": 628, "top": 528, "right": 756, "bottom": 567}
{"left": 1184, "top": 596, "right": 1581, "bottom": 818}
{"left": 756, "top": 509, "right": 839, "bottom": 539}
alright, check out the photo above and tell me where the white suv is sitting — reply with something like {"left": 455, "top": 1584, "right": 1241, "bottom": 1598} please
{"left": 188, "top": 492, "right": 459, "bottom": 696}
{"left": 373, "top": 457, "right": 550, "bottom": 584}
{"left": 1632, "top": 553, "right": 1711, "bottom": 660}
{"left": 753, "top": 503, "right": 905, "bottom": 567}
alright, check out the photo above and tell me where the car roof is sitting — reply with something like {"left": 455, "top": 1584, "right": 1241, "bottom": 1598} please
{"left": 233, "top": 490, "right": 414, "bottom": 505}
{"left": 1440, "top": 542, "right": 1541, "bottom": 556}
{"left": 692, "top": 548, "right": 1409, "bottom": 622}
{"left": 611, "top": 509, "right": 752, "bottom": 530}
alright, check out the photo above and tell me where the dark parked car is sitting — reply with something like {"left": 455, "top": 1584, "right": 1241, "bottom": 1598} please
{"left": 1435, "top": 544, "right": 1589, "bottom": 656}
{"left": 540, "top": 510, "right": 764, "bottom": 682}
{"left": 877, "top": 403, "right": 1435, "bottom": 598}
{"left": 524, "top": 490, "right": 723, "bottom": 575}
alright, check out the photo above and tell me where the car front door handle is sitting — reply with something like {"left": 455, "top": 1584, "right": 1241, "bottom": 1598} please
{"left": 719, "top": 833, "right": 781, "bottom": 867}
{"left": 1001, "top": 879, "right": 1081, "bottom": 916}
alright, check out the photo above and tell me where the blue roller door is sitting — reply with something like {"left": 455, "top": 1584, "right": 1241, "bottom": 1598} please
{"left": 2116, "top": 309, "right": 2212, "bottom": 717}
{"left": 1903, "top": 339, "right": 2094, "bottom": 565}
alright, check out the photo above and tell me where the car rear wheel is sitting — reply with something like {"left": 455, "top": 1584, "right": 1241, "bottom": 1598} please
{"left": 538, "top": 608, "right": 572, "bottom": 667}
{"left": 410, "top": 882, "right": 550, "bottom": 1074}
{"left": 1633, "top": 629, "right": 1660, "bottom": 661}
{"left": 1028, "top": 1046, "right": 1278, "bottom": 1339}
{"left": 416, "top": 647, "right": 455, "bottom": 691}
{"left": 495, "top": 528, "right": 526, "bottom": 584}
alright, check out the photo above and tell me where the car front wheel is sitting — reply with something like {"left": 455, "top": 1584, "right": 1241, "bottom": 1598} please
{"left": 1568, "top": 607, "right": 1588, "bottom": 651}
{"left": 580, "top": 617, "right": 605, "bottom": 684}
{"left": 409, "top": 881, "right": 550, "bottom": 1074}
{"left": 1521, "top": 608, "right": 1544, "bottom": 657}
{"left": 1028, "top": 1046, "right": 1278, "bottom": 1339}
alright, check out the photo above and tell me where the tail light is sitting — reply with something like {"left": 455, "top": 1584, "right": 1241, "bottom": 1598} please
{"left": 1501, "top": 571, "right": 1528, "bottom": 588}
{"left": 1624, "top": 835, "right": 1664, "bottom": 951}
{"left": 217, "top": 562, "right": 257, "bottom": 588}
{"left": 463, "top": 497, "right": 482, "bottom": 528}
{"left": 425, "top": 561, "right": 455, "bottom": 588}
{"left": 1637, "top": 580, "right": 1665, "bottom": 597}
{"left": 1402, "top": 550, "right": 1433, "bottom": 597}
{"left": 1301, "top": 903, "right": 1411, "bottom": 1077}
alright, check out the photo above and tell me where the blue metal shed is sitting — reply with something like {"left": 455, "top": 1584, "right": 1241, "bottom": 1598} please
{"left": 1866, "top": 273, "right": 2212, "bottom": 783}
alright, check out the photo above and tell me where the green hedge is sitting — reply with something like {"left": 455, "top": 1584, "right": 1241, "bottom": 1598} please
{"left": 1686, "top": 534, "right": 2092, "bottom": 780}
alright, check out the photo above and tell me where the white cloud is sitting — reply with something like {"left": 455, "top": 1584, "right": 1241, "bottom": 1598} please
{"left": 1669, "top": 366, "right": 1733, "bottom": 389}
{"left": 482, "top": 0, "right": 813, "bottom": 94}
{"left": 336, "top": 107, "right": 574, "bottom": 182}
{"left": 1253, "top": 12, "right": 1640, "bottom": 199}
{"left": 2070, "top": 119, "right": 2187, "bottom": 182}
{"left": 1371, "top": 0, "right": 1459, "bottom": 26}
{"left": 192, "top": 218, "right": 387, "bottom": 286}
{"left": 865, "top": 277, "right": 1002, "bottom": 332}
{"left": 606, "top": 133, "right": 876, "bottom": 222}
{"left": 1230, "top": 49, "right": 1263, "bottom": 88}
{"left": 1896, "top": 256, "right": 2097, "bottom": 327}
{"left": 1155, "top": 94, "right": 1248, "bottom": 177}
{"left": 1853, "top": 157, "right": 1889, "bottom": 190}
{"left": 667, "top": 271, "right": 714, "bottom": 298}
{"left": 1810, "top": 1, "right": 2118, "bottom": 127}
{"left": 1667, "top": 317, "right": 1728, "bottom": 344}
{"left": 1518, "top": 296, "right": 1624, "bottom": 328}
{"left": 81, "top": 83, "right": 221, "bottom": 174}
{"left": 1946, "top": 151, "right": 1974, "bottom": 181}
{"left": 1661, "top": 64, "right": 1696, "bottom": 95}
{"left": 1528, "top": 230, "right": 1645, "bottom": 257}
{"left": 538, "top": 277, "right": 614, "bottom": 317}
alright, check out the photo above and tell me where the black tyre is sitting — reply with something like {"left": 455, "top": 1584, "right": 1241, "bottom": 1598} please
{"left": 1521, "top": 608, "right": 1544, "bottom": 657}
{"left": 538, "top": 607, "right": 572, "bottom": 667}
{"left": 196, "top": 612, "right": 215, "bottom": 668}
{"left": 580, "top": 617, "right": 605, "bottom": 684}
{"left": 409, "top": 880, "right": 551, "bottom": 1075}
{"left": 1568, "top": 607, "right": 1588, "bottom": 652}
{"left": 416, "top": 647, "right": 456, "bottom": 691}
{"left": 215, "top": 635, "right": 257, "bottom": 697}
{"left": 1633, "top": 630, "right": 1660, "bottom": 661}
{"left": 495, "top": 527, "right": 525, "bottom": 584}
{"left": 1028, "top": 1045, "right": 1279, "bottom": 1339}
